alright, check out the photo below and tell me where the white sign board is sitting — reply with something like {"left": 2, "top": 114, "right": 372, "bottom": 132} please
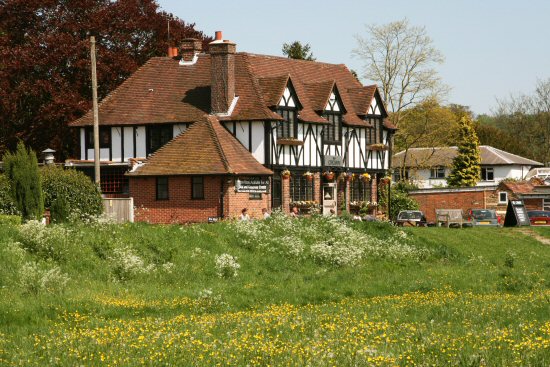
{"left": 235, "top": 177, "right": 270, "bottom": 193}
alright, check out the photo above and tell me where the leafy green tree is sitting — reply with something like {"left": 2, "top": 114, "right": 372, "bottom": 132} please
{"left": 2, "top": 142, "right": 44, "bottom": 220}
{"left": 378, "top": 182, "right": 419, "bottom": 221}
{"left": 393, "top": 99, "right": 462, "bottom": 181}
{"left": 447, "top": 116, "right": 481, "bottom": 187}
{"left": 282, "top": 41, "right": 315, "bottom": 60}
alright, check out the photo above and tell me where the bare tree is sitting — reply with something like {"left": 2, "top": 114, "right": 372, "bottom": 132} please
{"left": 353, "top": 19, "right": 447, "bottom": 126}
{"left": 495, "top": 78, "right": 550, "bottom": 165}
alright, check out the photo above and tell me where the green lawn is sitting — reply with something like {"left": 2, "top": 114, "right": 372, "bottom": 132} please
{"left": 0, "top": 217, "right": 548, "bottom": 366}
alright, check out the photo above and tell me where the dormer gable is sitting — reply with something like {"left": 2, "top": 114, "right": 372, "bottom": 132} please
{"left": 277, "top": 79, "right": 302, "bottom": 110}
{"left": 368, "top": 89, "right": 387, "bottom": 117}
{"left": 323, "top": 85, "right": 346, "bottom": 115}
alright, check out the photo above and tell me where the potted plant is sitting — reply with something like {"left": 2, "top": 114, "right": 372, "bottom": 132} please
{"left": 360, "top": 173, "right": 371, "bottom": 182}
{"left": 303, "top": 171, "right": 314, "bottom": 181}
{"left": 281, "top": 169, "right": 291, "bottom": 179}
{"left": 323, "top": 171, "right": 335, "bottom": 181}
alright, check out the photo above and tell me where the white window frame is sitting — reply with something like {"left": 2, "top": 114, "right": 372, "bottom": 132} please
{"left": 498, "top": 191, "right": 508, "bottom": 204}
{"left": 481, "top": 167, "right": 494, "bottom": 181}
{"left": 430, "top": 166, "right": 445, "bottom": 179}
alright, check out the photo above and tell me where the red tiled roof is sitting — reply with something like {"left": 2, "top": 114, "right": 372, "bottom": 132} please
{"left": 127, "top": 115, "right": 272, "bottom": 176}
{"left": 71, "top": 52, "right": 385, "bottom": 129}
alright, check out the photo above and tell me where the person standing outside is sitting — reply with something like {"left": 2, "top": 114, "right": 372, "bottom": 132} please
{"left": 239, "top": 208, "right": 250, "bottom": 221}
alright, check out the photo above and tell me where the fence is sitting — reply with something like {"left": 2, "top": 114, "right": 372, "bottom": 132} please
{"left": 102, "top": 197, "right": 134, "bottom": 223}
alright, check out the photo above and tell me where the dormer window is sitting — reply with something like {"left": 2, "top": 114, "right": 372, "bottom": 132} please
{"left": 323, "top": 91, "right": 343, "bottom": 144}
{"left": 276, "top": 86, "right": 298, "bottom": 139}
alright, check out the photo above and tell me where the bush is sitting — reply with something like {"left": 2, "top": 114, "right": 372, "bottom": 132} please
{"left": 379, "top": 184, "right": 420, "bottom": 221}
{"left": 2, "top": 142, "right": 44, "bottom": 220}
{"left": 0, "top": 214, "right": 22, "bottom": 226}
{"left": 0, "top": 174, "right": 20, "bottom": 215}
{"left": 41, "top": 166, "right": 103, "bottom": 221}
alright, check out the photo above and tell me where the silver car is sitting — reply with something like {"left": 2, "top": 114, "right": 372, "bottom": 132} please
{"left": 465, "top": 209, "right": 500, "bottom": 227}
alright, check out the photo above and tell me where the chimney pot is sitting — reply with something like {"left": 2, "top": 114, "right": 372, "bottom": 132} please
{"left": 215, "top": 31, "right": 222, "bottom": 41}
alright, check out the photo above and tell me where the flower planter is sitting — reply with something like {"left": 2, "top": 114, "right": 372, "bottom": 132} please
{"left": 277, "top": 138, "right": 304, "bottom": 146}
{"left": 367, "top": 144, "right": 389, "bottom": 151}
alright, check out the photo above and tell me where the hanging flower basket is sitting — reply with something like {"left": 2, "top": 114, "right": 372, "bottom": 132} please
{"left": 367, "top": 143, "right": 389, "bottom": 151}
{"left": 360, "top": 173, "right": 371, "bottom": 182}
{"left": 380, "top": 176, "right": 391, "bottom": 185}
{"left": 281, "top": 169, "right": 291, "bottom": 179}
{"left": 303, "top": 171, "right": 314, "bottom": 181}
{"left": 323, "top": 171, "right": 335, "bottom": 181}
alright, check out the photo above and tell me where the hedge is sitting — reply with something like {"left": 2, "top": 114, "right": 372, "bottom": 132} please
{"left": 41, "top": 166, "right": 103, "bottom": 221}
{"left": 0, "top": 174, "right": 20, "bottom": 215}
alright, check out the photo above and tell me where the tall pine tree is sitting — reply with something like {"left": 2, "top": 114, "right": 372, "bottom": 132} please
{"left": 447, "top": 116, "right": 481, "bottom": 187}
{"left": 3, "top": 142, "right": 44, "bottom": 220}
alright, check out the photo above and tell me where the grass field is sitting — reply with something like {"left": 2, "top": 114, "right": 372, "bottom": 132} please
{"left": 0, "top": 215, "right": 549, "bottom": 366}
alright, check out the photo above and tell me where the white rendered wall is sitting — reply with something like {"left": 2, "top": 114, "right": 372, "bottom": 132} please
{"left": 111, "top": 127, "right": 122, "bottom": 162}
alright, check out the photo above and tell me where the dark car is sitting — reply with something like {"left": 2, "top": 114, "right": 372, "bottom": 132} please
{"left": 527, "top": 210, "right": 550, "bottom": 226}
{"left": 465, "top": 209, "right": 500, "bottom": 227}
{"left": 396, "top": 210, "right": 427, "bottom": 227}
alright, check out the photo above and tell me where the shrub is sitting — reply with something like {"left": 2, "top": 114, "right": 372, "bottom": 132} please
{"left": 2, "top": 142, "right": 44, "bottom": 220}
{"left": 215, "top": 253, "right": 240, "bottom": 278}
{"left": 0, "top": 174, "right": 19, "bottom": 215}
{"left": 18, "top": 261, "right": 69, "bottom": 295}
{"left": 18, "top": 220, "right": 71, "bottom": 261}
{"left": 0, "top": 214, "right": 22, "bottom": 226}
{"left": 109, "top": 246, "right": 155, "bottom": 281}
{"left": 41, "top": 166, "right": 103, "bottom": 221}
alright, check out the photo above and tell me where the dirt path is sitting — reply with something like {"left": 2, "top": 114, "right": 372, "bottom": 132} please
{"left": 516, "top": 228, "right": 550, "bottom": 246}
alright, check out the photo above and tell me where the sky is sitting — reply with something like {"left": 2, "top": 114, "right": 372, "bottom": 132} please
{"left": 156, "top": 0, "right": 550, "bottom": 116}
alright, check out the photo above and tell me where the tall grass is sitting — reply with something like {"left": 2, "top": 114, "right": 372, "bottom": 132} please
{"left": 0, "top": 217, "right": 548, "bottom": 366}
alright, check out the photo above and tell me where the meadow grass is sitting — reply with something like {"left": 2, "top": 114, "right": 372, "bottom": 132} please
{"left": 0, "top": 217, "right": 548, "bottom": 366}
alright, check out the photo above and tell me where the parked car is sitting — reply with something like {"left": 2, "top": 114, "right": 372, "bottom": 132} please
{"left": 527, "top": 210, "right": 550, "bottom": 226}
{"left": 464, "top": 209, "right": 500, "bottom": 227}
{"left": 396, "top": 210, "right": 427, "bottom": 227}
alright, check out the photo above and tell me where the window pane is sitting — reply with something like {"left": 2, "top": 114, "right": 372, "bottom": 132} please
{"left": 156, "top": 177, "right": 169, "bottom": 200}
{"left": 290, "top": 175, "right": 314, "bottom": 201}
{"left": 192, "top": 176, "right": 204, "bottom": 199}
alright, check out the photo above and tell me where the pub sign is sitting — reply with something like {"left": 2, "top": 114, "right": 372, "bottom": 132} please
{"left": 235, "top": 177, "right": 270, "bottom": 193}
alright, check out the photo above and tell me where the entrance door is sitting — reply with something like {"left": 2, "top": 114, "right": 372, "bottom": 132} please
{"left": 322, "top": 183, "right": 337, "bottom": 215}
{"left": 272, "top": 175, "right": 282, "bottom": 209}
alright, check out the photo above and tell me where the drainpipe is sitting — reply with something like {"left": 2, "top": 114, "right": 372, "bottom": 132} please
{"left": 220, "top": 177, "right": 225, "bottom": 219}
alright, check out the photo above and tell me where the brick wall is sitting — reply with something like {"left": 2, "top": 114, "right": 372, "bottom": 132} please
{"left": 224, "top": 177, "right": 271, "bottom": 220}
{"left": 523, "top": 198, "right": 542, "bottom": 211}
{"left": 410, "top": 189, "right": 496, "bottom": 222}
{"left": 130, "top": 176, "right": 222, "bottom": 224}
{"left": 130, "top": 175, "right": 271, "bottom": 224}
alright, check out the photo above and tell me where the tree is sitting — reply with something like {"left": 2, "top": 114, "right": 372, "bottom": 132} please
{"left": 0, "top": 0, "right": 210, "bottom": 158}
{"left": 492, "top": 78, "right": 550, "bottom": 165}
{"left": 393, "top": 99, "right": 464, "bottom": 181}
{"left": 282, "top": 41, "right": 315, "bottom": 60}
{"left": 353, "top": 19, "right": 447, "bottom": 126}
{"left": 2, "top": 142, "right": 44, "bottom": 220}
{"left": 447, "top": 116, "right": 481, "bottom": 187}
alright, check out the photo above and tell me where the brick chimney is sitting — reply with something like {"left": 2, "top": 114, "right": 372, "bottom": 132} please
{"left": 180, "top": 38, "right": 202, "bottom": 62}
{"left": 209, "top": 31, "right": 236, "bottom": 115}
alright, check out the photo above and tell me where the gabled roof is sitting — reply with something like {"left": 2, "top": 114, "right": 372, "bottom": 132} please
{"left": 127, "top": 115, "right": 272, "bottom": 176}
{"left": 393, "top": 146, "right": 543, "bottom": 168}
{"left": 70, "top": 51, "right": 388, "bottom": 129}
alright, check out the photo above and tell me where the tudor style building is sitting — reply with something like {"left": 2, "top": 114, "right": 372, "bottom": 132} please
{"left": 68, "top": 32, "right": 395, "bottom": 223}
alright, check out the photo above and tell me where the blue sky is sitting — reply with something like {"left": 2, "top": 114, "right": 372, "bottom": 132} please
{"left": 157, "top": 0, "right": 550, "bottom": 116}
